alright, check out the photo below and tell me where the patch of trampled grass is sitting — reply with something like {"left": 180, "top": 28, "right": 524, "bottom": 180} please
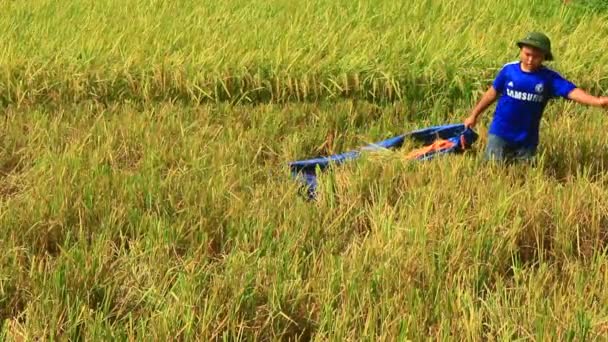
{"left": 1, "top": 101, "right": 608, "bottom": 339}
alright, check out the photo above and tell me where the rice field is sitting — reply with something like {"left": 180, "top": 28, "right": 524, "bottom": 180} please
{"left": 1, "top": 0, "right": 608, "bottom": 340}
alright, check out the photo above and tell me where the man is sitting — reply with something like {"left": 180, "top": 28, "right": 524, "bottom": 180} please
{"left": 464, "top": 32, "right": 608, "bottom": 162}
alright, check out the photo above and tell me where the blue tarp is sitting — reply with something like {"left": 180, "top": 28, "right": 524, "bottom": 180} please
{"left": 289, "top": 123, "right": 478, "bottom": 199}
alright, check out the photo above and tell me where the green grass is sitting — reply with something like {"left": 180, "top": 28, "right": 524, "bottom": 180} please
{"left": 0, "top": 0, "right": 607, "bottom": 105}
{"left": 1, "top": 0, "right": 608, "bottom": 340}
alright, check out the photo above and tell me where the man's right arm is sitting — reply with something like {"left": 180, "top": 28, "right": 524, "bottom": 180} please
{"left": 464, "top": 86, "right": 498, "bottom": 128}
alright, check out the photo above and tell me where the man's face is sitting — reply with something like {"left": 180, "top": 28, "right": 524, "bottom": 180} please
{"left": 519, "top": 45, "right": 545, "bottom": 71}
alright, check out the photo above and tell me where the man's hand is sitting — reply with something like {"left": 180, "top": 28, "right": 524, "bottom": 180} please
{"left": 599, "top": 96, "right": 608, "bottom": 108}
{"left": 464, "top": 114, "right": 478, "bottom": 128}
{"left": 464, "top": 86, "right": 498, "bottom": 129}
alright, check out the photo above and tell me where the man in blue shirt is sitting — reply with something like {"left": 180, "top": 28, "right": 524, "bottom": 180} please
{"left": 464, "top": 32, "right": 608, "bottom": 162}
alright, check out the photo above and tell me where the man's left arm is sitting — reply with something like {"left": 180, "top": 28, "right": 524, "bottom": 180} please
{"left": 567, "top": 88, "right": 608, "bottom": 108}
{"left": 551, "top": 71, "right": 608, "bottom": 108}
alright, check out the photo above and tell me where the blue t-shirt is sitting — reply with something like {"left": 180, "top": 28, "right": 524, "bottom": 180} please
{"left": 489, "top": 61, "right": 576, "bottom": 147}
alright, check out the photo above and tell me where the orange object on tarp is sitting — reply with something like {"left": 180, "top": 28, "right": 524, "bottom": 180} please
{"left": 404, "top": 135, "right": 467, "bottom": 160}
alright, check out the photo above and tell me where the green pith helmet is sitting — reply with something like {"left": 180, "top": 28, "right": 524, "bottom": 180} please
{"left": 516, "top": 32, "right": 553, "bottom": 61}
